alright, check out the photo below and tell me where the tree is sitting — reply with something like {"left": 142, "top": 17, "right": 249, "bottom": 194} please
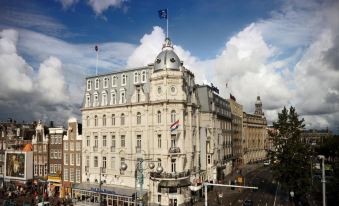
{"left": 268, "top": 106, "right": 312, "bottom": 201}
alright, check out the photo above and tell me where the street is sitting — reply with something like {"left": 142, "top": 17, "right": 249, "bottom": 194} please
{"left": 196, "top": 164, "right": 292, "bottom": 206}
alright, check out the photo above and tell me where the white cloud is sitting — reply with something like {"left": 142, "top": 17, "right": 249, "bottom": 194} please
{"left": 88, "top": 0, "right": 126, "bottom": 14}
{"left": 57, "top": 0, "right": 79, "bottom": 9}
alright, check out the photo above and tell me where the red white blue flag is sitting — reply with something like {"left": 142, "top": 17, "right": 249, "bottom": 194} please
{"left": 170, "top": 120, "right": 179, "bottom": 132}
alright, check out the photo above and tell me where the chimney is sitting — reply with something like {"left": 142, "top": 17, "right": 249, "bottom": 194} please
{"left": 50, "top": 121, "right": 54, "bottom": 128}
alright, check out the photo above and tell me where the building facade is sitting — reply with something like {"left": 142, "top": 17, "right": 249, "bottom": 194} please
{"left": 243, "top": 96, "right": 267, "bottom": 164}
{"left": 63, "top": 118, "right": 82, "bottom": 198}
{"left": 79, "top": 38, "right": 205, "bottom": 206}
{"left": 32, "top": 121, "right": 49, "bottom": 181}
{"left": 47, "top": 127, "right": 65, "bottom": 198}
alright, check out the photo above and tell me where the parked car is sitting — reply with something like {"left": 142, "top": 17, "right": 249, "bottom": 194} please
{"left": 243, "top": 199, "right": 253, "bottom": 206}
{"left": 264, "top": 160, "right": 271, "bottom": 166}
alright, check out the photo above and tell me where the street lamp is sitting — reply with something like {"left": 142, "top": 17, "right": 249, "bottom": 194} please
{"left": 120, "top": 160, "right": 163, "bottom": 206}
{"left": 318, "top": 155, "right": 326, "bottom": 206}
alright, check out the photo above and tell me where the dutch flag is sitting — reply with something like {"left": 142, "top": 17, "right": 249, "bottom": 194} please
{"left": 170, "top": 120, "right": 179, "bottom": 132}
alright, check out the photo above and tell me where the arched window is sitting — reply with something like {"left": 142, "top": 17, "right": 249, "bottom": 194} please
{"left": 94, "top": 93, "right": 99, "bottom": 106}
{"left": 87, "top": 80, "right": 92, "bottom": 90}
{"left": 86, "top": 116, "right": 90, "bottom": 127}
{"left": 95, "top": 78, "right": 99, "bottom": 89}
{"left": 86, "top": 94, "right": 91, "bottom": 107}
{"left": 102, "top": 91, "right": 107, "bottom": 106}
{"left": 112, "top": 75, "right": 117, "bottom": 87}
{"left": 171, "top": 110, "right": 176, "bottom": 123}
{"left": 121, "top": 113, "right": 125, "bottom": 125}
{"left": 141, "top": 70, "right": 146, "bottom": 82}
{"left": 103, "top": 115, "right": 106, "bottom": 126}
{"left": 103, "top": 77, "right": 109, "bottom": 88}
{"left": 111, "top": 114, "right": 115, "bottom": 126}
{"left": 120, "top": 90, "right": 126, "bottom": 104}
{"left": 136, "top": 112, "right": 141, "bottom": 125}
{"left": 121, "top": 73, "right": 127, "bottom": 86}
{"left": 157, "top": 111, "right": 161, "bottom": 124}
{"left": 134, "top": 72, "right": 139, "bottom": 84}
{"left": 110, "top": 92, "right": 116, "bottom": 105}
{"left": 94, "top": 115, "right": 98, "bottom": 126}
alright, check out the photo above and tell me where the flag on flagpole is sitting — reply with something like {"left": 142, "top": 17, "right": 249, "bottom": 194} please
{"left": 170, "top": 120, "right": 179, "bottom": 132}
{"left": 95, "top": 45, "right": 98, "bottom": 52}
{"left": 158, "top": 9, "right": 168, "bottom": 19}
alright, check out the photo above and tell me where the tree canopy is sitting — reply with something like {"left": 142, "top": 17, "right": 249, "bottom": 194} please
{"left": 268, "top": 106, "right": 312, "bottom": 200}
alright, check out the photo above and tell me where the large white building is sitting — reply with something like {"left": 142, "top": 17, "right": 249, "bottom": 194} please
{"left": 77, "top": 38, "right": 232, "bottom": 206}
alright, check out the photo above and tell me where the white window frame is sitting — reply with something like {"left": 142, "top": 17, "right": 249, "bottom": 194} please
{"left": 111, "top": 75, "right": 117, "bottom": 87}
{"left": 94, "top": 92, "right": 99, "bottom": 106}
{"left": 86, "top": 94, "right": 91, "bottom": 107}
{"left": 76, "top": 153, "right": 81, "bottom": 166}
{"left": 141, "top": 70, "right": 146, "bottom": 83}
{"left": 120, "top": 89, "right": 126, "bottom": 104}
{"left": 95, "top": 78, "right": 99, "bottom": 90}
{"left": 103, "top": 77, "right": 109, "bottom": 88}
{"left": 136, "top": 112, "right": 141, "bottom": 125}
{"left": 121, "top": 73, "right": 127, "bottom": 86}
{"left": 87, "top": 80, "right": 92, "bottom": 91}
{"left": 76, "top": 169, "right": 81, "bottom": 183}
{"left": 102, "top": 91, "right": 108, "bottom": 106}
{"left": 110, "top": 91, "right": 116, "bottom": 105}
{"left": 64, "top": 168, "right": 68, "bottom": 181}
{"left": 171, "top": 110, "right": 176, "bottom": 123}
{"left": 134, "top": 71, "right": 139, "bottom": 84}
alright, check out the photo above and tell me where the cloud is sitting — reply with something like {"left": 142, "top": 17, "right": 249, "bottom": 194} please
{"left": 88, "top": 0, "right": 127, "bottom": 15}
{"left": 57, "top": 0, "right": 79, "bottom": 9}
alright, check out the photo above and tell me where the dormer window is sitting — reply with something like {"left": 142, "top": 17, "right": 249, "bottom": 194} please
{"left": 95, "top": 78, "right": 99, "bottom": 90}
{"left": 87, "top": 80, "right": 92, "bottom": 91}
{"left": 134, "top": 72, "right": 139, "bottom": 84}
{"left": 85, "top": 94, "right": 91, "bottom": 107}
{"left": 120, "top": 90, "right": 126, "bottom": 104}
{"left": 112, "top": 75, "right": 117, "bottom": 87}
{"left": 170, "top": 58, "right": 176, "bottom": 63}
{"left": 103, "top": 77, "right": 109, "bottom": 88}
{"left": 102, "top": 91, "right": 108, "bottom": 106}
{"left": 110, "top": 91, "right": 116, "bottom": 105}
{"left": 94, "top": 93, "right": 99, "bottom": 106}
{"left": 121, "top": 74, "right": 127, "bottom": 86}
{"left": 141, "top": 70, "right": 146, "bottom": 82}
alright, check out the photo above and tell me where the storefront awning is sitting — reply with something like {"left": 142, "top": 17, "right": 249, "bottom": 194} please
{"left": 158, "top": 179, "right": 191, "bottom": 188}
{"left": 72, "top": 183, "right": 144, "bottom": 197}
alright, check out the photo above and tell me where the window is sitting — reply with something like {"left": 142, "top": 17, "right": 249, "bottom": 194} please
{"left": 70, "top": 142, "right": 74, "bottom": 151}
{"left": 103, "top": 77, "right": 109, "bottom": 88}
{"left": 95, "top": 78, "right": 99, "bottom": 89}
{"left": 171, "top": 135, "right": 176, "bottom": 148}
{"left": 86, "top": 136, "right": 90, "bottom": 147}
{"left": 158, "top": 134, "right": 161, "bottom": 148}
{"left": 157, "top": 111, "right": 161, "bottom": 124}
{"left": 64, "top": 154, "right": 69, "bottom": 165}
{"left": 120, "top": 90, "right": 126, "bottom": 104}
{"left": 70, "top": 169, "right": 74, "bottom": 182}
{"left": 64, "top": 168, "right": 68, "bottom": 181}
{"left": 121, "top": 73, "right": 127, "bottom": 86}
{"left": 94, "top": 93, "right": 99, "bottom": 106}
{"left": 171, "top": 159, "right": 176, "bottom": 173}
{"left": 111, "top": 135, "right": 116, "bottom": 148}
{"left": 158, "top": 195, "right": 161, "bottom": 203}
{"left": 110, "top": 92, "right": 116, "bottom": 105}
{"left": 158, "top": 158, "right": 161, "bottom": 167}
{"left": 94, "top": 136, "right": 98, "bottom": 147}
{"left": 70, "top": 153, "right": 75, "bottom": 165}
{"left": 76, "top": 169, "right": 81, "bottom": 183}
{"left": 112, "top": 75, "right": 117, "bottom": 87}
{"left": 120, "top": 113, "right": 125, "bottom": 125}
{"left": 103, "top": 135, "right": 107, "bottom": 147}
{"left": 94, "top": 115, "right": 98, "bottom": 126}
{"left": 111, "top": 114, "right": 115, "bottom": 125}
{"left": 102, "top": 92, "right": 108, "bottom": 106}
{"left": 120, "top": 158, "right": 125, "bottom": 171}
{"left": 141, "top": 70, "right": 146, "bottom": 82}
{"left": 207, "top": 154, "right": 211, "bottom": 165}
{"left": 94, "top": 156, "right": 98, "bottom": 167}
{"left": 134, "top": 72, "right": 139, "bottom": 84}
{"left": 86, "top": 94, "right": 91, "bottom": 107}
{"left": 111, "top": 157, "right": 115, "bottom": 169}
{"left": 76, "top": 153, "right": 81, "bottom": 166}
{"left": 50, "top": 165, "right": 54, "bottom": 173}
{"left": 76, "top": 142, "right": 81, "bottom": 151}
{"left": 87, "top": 80, "right": 92, "bottom": 90}
{"left": 86, "top": 116, "right": 90, "bottom": 127}
{"left": 136, "top": 135, "right": 141, "bottom": 149}
{"left": 64, "top": 142, "right": 68, "bottom": 150}
{"left": 103, "top": 115, "right": 106, "bottom": 126}
{"left": 136, "top": 112, "right": 141, "bottom": 124}
{"left": 171, "top": 110, "right": 176, "bottom": 123}
{"left": 136, "top": 89, "right": 141, "bottom": 102}
{"left": 86, "top": 156, "right": 90, "bottom": 167}
{"left": 102, "top": 156, "right": 107, "bottom": 168}
{"left": 121, "top": 135, "right": 125, "bottom": 148}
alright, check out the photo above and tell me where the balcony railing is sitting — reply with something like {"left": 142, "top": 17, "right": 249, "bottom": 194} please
{"left": 150, "top": 170, "right": 191, "bottom": 179}
{"left": 93, "top": 146, "right": 98, "bottom": 152}
{"left": 169, "top": 147, "right": 181, "bottom": 153}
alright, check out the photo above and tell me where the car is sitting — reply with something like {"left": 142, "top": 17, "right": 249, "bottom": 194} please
{"left": 243, "top": 199, "right": 253, "bottom": 206}
{"left": 264, "top": 160, "right": 271, "bottom": 166}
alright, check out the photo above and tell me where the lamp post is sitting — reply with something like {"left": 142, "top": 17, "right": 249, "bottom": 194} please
{"left": 318, "top": 155, "right": 326, "bottom": 206}
{"left": 120, "top": 160, "right": 163, "bottom": 206}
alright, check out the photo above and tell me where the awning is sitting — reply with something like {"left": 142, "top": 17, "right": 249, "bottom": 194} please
{"left": 158, "top": 179, "right": 191, "bottom": 188}
{"left": 188, "top": 185, "right": 202, "bottom": 191}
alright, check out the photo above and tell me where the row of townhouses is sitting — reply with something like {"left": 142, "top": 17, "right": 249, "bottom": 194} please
{"left": 0, "top": 38, "right": 284, "bottom": 206}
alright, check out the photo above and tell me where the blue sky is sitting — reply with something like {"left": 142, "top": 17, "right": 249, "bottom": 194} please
{"left": 0, "top": 0, "right": 338, "bottom": 133}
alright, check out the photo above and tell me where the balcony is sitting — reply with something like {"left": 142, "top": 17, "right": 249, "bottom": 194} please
{"left": 150, "top": 170, "right": 191, "bottom": 179}
{"left": 169, "top": 147, "right": 181, "bottom": 154}
{"left": 93, "top": 146, "right": 98, "bottom": 152}
{"left": 110, "top": 146, "right": 115, "bottom": 152}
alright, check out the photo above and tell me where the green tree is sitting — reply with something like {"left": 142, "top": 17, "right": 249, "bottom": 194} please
{"left": 268, "top": 106, "right": 312, "bottom": 201}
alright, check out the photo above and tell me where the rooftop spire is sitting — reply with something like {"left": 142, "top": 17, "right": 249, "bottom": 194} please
{"left": 162, "top": 37, "right": 173, "bottom": 50}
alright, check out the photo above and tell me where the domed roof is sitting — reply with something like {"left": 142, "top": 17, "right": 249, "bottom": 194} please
{"left": 154, "top": 38, "right": 181, "bottom": 71}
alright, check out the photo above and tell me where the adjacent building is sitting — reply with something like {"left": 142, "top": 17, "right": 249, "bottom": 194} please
{"left": 32, "top": 121, "right": 49, "bottom": 182}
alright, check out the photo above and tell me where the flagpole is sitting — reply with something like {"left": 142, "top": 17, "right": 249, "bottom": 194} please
{"left": 96, "top": 49, "right": 98, "bottom": 75}
{"left": 167, "top": 9, "right": 169, "bottom": 38}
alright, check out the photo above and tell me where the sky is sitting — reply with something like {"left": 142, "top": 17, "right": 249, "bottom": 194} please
{"left": 0, "top": 0, "right": 338, "bottom": 133}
